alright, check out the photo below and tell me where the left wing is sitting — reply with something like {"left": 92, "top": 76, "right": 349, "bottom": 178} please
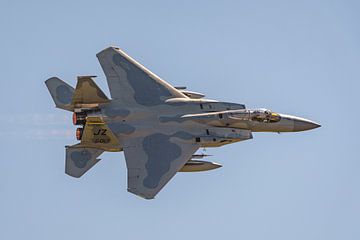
{"left": 96, "top": 47, "right": 187, "bottom": 105}
{"left": 123, "top": 133, "right": 199, "bottom": 199}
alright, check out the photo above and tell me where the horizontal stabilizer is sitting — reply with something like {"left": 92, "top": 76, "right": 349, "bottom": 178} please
{"left": 45, "top": 77, "right": 74, "bottom": 111}
{"left": 65, "top": 144, "right": 104, "bottom": 178}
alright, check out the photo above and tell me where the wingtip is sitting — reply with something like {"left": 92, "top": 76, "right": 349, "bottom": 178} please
{"left": 127, "top": 189, "right": 155, "bottom": 200}
{"left": 44, "top": 76, "right": 58, "bottom": 84}
{"left": 97, "top": 46, "right": 122, "bottom": 56}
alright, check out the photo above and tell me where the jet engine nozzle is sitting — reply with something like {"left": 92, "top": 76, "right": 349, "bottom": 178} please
{"left": 75, "top": 127, "right": 84, "bottom": 140}
{"left": 72, "top": 112, "right": 87, "bottom": 125}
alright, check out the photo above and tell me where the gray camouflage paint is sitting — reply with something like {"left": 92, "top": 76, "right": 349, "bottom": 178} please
{"left": 142, "top": 133, "right": 182, "bottom": 188}
{"left": 141, "top": 131, "right": 199, "bottom": 188}
{"left": 46, "top": 46, "right": 320, "bottom": 199}
{"left": 103, "top": 107, "right": 130, "bottom": 117}
{"left": 65, "top": 146, "right": 103, "bottom": 178}
{"left": 45, "top": 77, "right": 75, "bottom": 111}
{"left": 71, "top": 149, "right": 91, "bottom": 168}
{"left": 140, "top": 131, "right": 197, "bottom": 188}
{"left": 159, "top": 115, "right": 189, "bottom": 123}
{"left": 56, "top": 85, "right": 73, "bottom": 104}
{"left": 108, "top": 122, "right": 135, "bottom": 135}
{"left": 112, "top": 53, "right": 173, "bottom": 106}
{"left": 171, "top": 131, "right": 194, "bottom": 140}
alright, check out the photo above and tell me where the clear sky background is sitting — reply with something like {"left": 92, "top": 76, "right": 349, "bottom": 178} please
{"left": 0, "top": 1, "right": 359, "bottom": 239}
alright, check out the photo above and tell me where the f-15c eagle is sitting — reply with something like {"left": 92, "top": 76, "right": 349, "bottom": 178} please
{"left": 45, "top": 46, "right": 320, "bottom": 199}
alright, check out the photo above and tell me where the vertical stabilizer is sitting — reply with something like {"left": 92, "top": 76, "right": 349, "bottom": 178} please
{"left": 71, "top": 76, "right": 109, "bottom": 105}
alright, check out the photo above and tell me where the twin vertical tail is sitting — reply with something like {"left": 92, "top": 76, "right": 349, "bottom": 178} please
{"left": 45, "top": 76, "right": 116, "bottom": 178}
{"left": 45, "top": 76, "right": 110, "bottom": 111}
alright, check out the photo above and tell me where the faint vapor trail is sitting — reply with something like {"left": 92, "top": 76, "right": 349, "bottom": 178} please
{"left": 0, "top": 113, "right": 74, "bottom": 140}
{"left": 0, "top": 113, "right": 69, "bottom": 125}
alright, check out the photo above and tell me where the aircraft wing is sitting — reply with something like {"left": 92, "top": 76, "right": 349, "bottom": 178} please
{"left": 96, "top": 47, "right": 187, "bottom": 105}
{"left": 123, "top": 133, "right": 199, "bottom": 199}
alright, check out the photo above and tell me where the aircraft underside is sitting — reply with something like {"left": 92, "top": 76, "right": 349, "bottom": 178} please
{"left": 46, "top": 46, "right": 320, "bottom": 199}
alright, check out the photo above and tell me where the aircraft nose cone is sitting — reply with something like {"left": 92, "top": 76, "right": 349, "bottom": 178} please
{"left": 293, "top": 119, "right": 321, "bottom": 132}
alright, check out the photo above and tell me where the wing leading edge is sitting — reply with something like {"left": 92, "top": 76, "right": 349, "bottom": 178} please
{"left": 123, "top": 133, "right": 199, "bottom": 199}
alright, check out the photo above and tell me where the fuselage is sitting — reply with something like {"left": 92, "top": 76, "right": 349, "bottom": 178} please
{"left": 46, "top": 46, "right": 322, "bottom": 199}
{"left": 93, "top": 98, "right": 320, "bottom": 150}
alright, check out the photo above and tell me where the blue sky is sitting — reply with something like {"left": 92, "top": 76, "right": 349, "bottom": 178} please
{"left": 0, "top": 1, "right": 359, "bottom": 239}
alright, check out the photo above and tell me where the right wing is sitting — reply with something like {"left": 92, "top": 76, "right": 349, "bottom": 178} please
{"left": 123, "top": 133, "right": 199, "bottom": 199}
{"left": 96, "top": 47, "right": 187, "bottom": 106}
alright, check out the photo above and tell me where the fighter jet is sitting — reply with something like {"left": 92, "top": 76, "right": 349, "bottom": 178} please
{"left": 45, "top": 46, "right": 320, "bottom": 199}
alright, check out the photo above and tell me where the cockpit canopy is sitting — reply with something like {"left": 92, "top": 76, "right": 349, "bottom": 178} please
{"left": 250, "top": 109, "right": 281, "bottom": 123}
